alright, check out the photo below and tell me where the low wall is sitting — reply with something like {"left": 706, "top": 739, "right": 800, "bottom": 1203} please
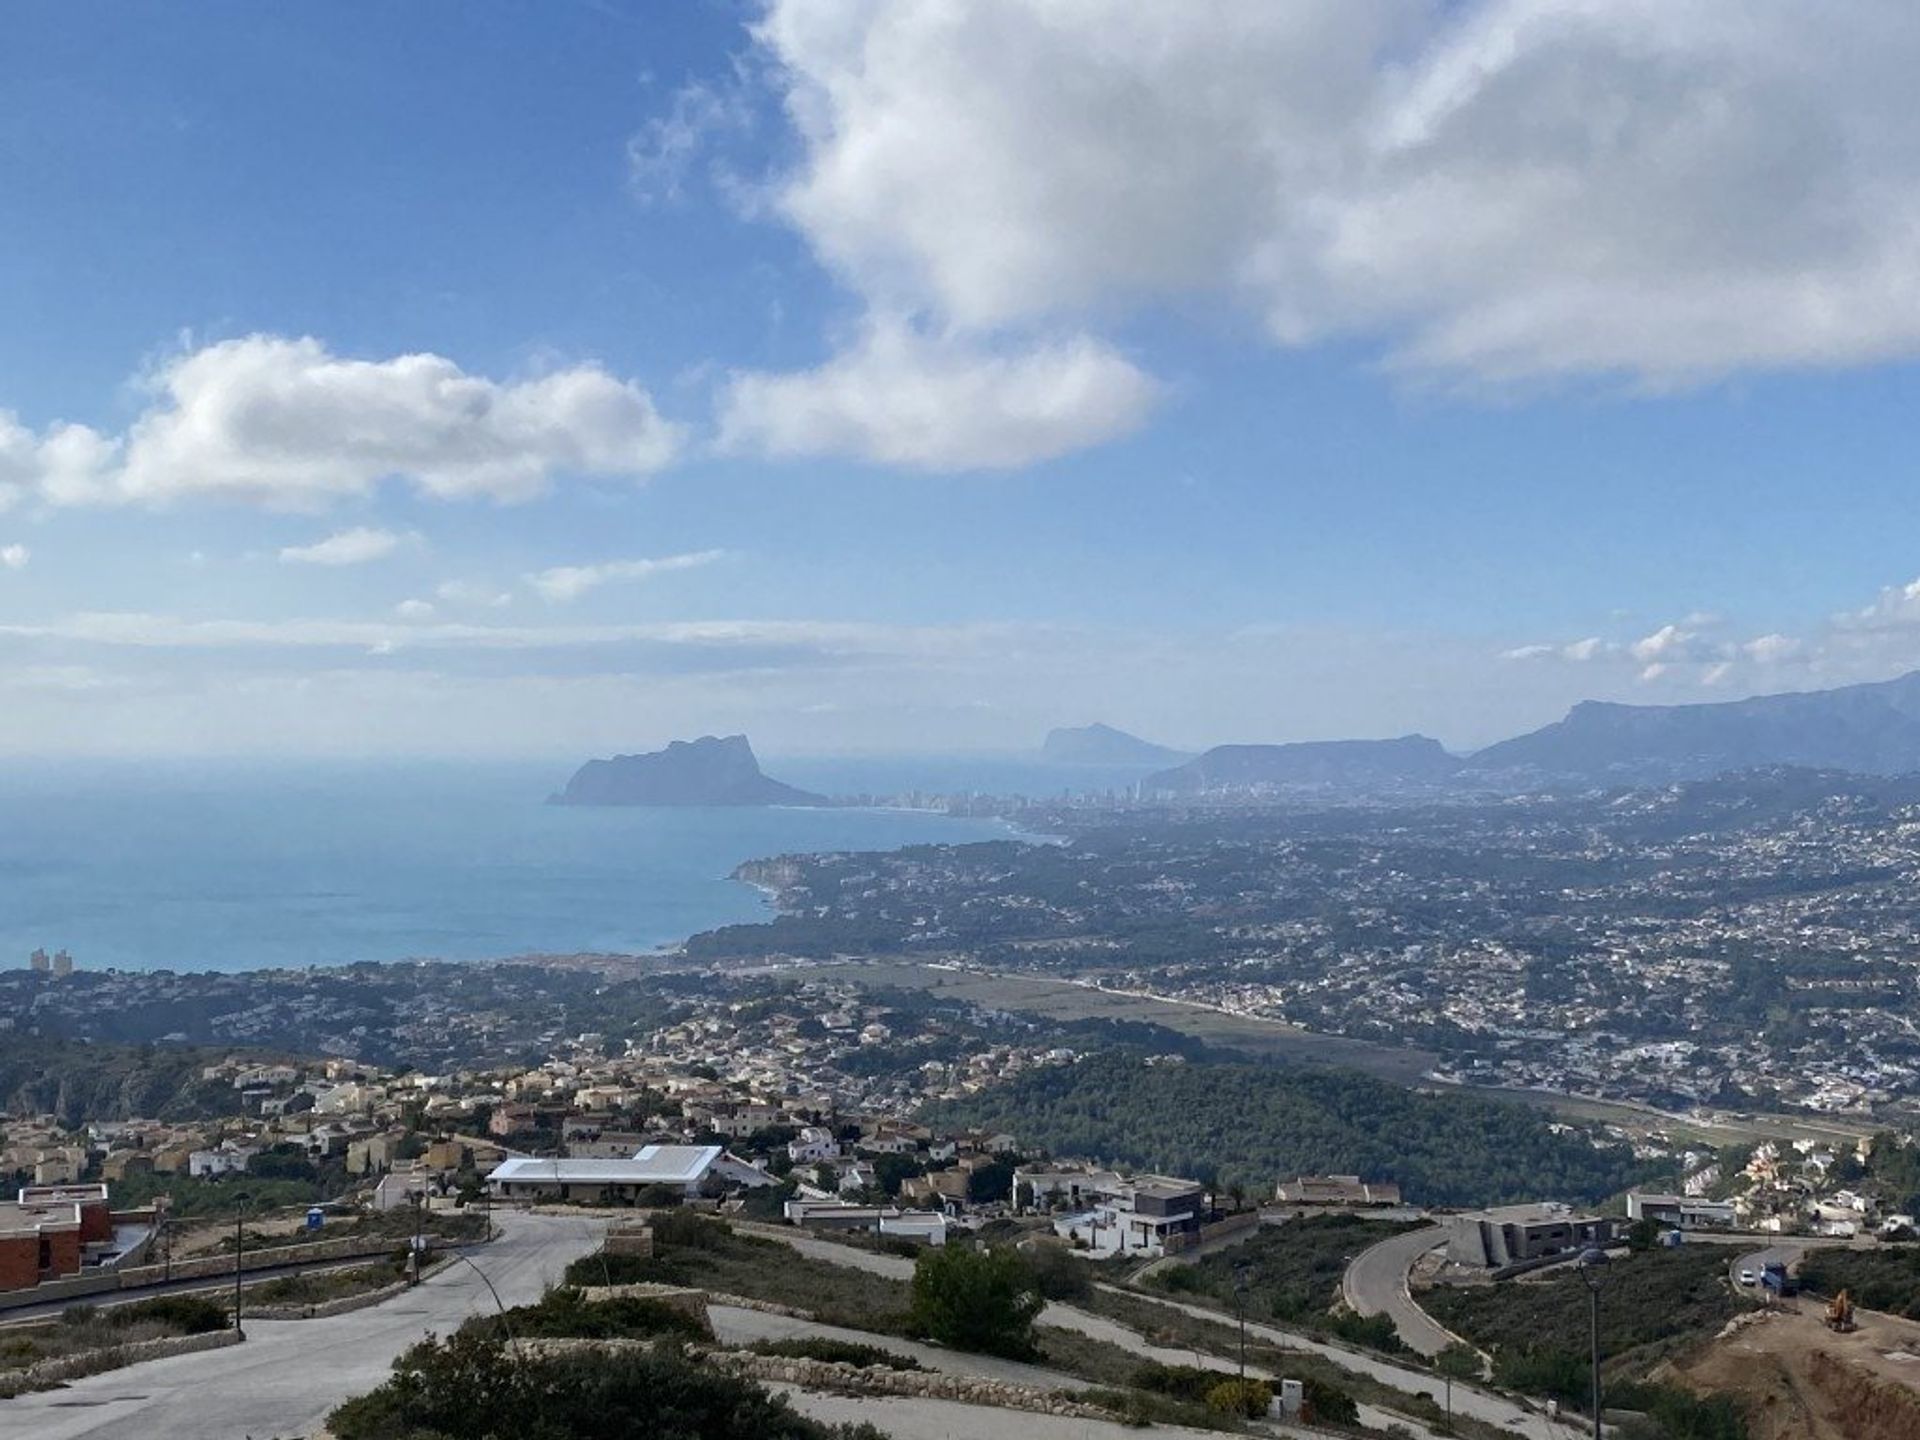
{"left": 0, "top": 1233, "right": 407, "bottom": 1315}
{"left": 1165, "top": 1210, "right": 1261, "bottom": 1254}
{"left": 0, "top": 1328, "right": 241, "bottom": 1398}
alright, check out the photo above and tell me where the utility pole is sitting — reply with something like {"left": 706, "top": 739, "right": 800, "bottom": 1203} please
{"left": 1233, "top": 1258, "right": 1254, "bottom": 1390}
{"left": 1577, "top": 1246, "right": 1610, "bottom": 1440}
{"left": 410, "top": 1190, "right": 425, "bottom": 1285}
{"left": 232, "top": 1190, "right": 252, "bottom": 1341}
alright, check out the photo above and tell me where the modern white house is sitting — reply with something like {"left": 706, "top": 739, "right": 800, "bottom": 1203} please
{"left": 1050, "top": 1175, "right": 1207, "bottom": 1257}
{"left": 787, "top": 1126, "right": 841, "bottom": 1164}
{"left": 485, "top": 1144, "right": 773, "bottom": 1204}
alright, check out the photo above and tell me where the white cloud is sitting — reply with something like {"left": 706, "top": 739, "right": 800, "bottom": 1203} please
{"left": 526, "top": 548, "right": 727, "bottom": 603}
{"left": 627, "top": 79, "right": 751, "bottom": 205}
{"left": 435, "top": 580, "right": 514, "bottom": 609}
{"left": 718, "top": 320, "right": 1154, "bottom": 469}
{"left": 754, "top": 1, "right": 1920, "bottom": 386}
{"left": 394, "top": 599, "right": 436, "bottom": 621}
{"left": 279, "top": 527, "right": 405, "bottom": 567}
{"left": 0, "top": 544, "right": 27, "bottom": 571}
{"left": 9, "top": 335, "right": 683, "bottom": 510}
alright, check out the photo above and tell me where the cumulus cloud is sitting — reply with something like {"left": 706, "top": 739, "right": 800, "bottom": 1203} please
{"left": 394, "top": 599, "right": 436, "bottom": 621}
{"left": 7, "top": 335, "right": 683, "bottom": 510}
{"left": 526, "top": 548, "right": 727, "bottom": 604}
{"left": 752, "top": 1, "right": 1920, "bottom": 387}
{"left": 435, "top": 580, "right": 514, "bottom": 609}
{"left": 718, "top": 320, "right": 1155, "bottom": 469}
{"left": 0, "top": 544, "right": 27, "bottom": 571}
{"left": 278, "top": 527, "right": 405, "bottom": 567}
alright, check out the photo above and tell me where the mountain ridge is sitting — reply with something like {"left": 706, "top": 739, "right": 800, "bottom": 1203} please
{"left": 1041, "top": 722, "right": 1191, "bottom": 766}
{"left": 553, "top": 735, "right": 830, "bottom": 807}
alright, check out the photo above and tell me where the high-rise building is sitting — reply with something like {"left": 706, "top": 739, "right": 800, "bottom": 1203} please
{"left": 50, "top": 950, "right": 72, "bottom": 978}
{"left": 27, "top": 949, "right": 48, "bottom": 973}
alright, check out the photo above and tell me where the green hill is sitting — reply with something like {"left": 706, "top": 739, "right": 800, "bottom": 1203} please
{"left": 925, "top": 1052, "right": 1659, "bottom": 1207}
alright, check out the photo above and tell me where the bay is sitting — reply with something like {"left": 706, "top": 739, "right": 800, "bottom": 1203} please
{"left": 0, "top": 758, "right": 1056, "bottom": 975}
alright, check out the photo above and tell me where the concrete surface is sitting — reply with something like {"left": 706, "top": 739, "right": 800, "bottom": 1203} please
{"left": 0, "top": 1210, "right": 602, "bottom": 1440}
{"left": 1341, "top": 1224, "right": 1459, "bottom": 1357}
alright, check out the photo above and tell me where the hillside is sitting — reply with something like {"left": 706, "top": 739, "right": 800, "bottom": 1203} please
{"left": 553, "top": 735, "right": 829, "bottom": 807}
{"left": 1144, "top": 735, "right": 1462, "bottom": 794}
{"left": 1041, "top": 723, "right": 1190, "bottom": 766}
{"left": 0, "top": 1038, "right": 269, "bottom": 1126}
{"left": 1470, "top": 670, "right": 1920, "bottom": 782}
{"left": 924, "top": 1051, "right": 1657, "bottom": 1207}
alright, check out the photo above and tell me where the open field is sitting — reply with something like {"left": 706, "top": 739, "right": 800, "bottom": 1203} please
{"left": 817, "top": 958, "right": 1880, "bottom": 1146}
{"left": 811, "top": 959, "right": 1441, "bottom": 1085}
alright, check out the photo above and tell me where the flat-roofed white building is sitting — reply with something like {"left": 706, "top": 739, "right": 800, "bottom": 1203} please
{"left": 485, "top": 1144, "right": 772, "bottom": 1204}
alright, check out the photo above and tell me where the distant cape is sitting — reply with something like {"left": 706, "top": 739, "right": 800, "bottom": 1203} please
{"left": 553, "top": 735, "right": 830, "bottom": 807}
{"left": 1040, "top": 722, "right": 1191, "bottom": 766}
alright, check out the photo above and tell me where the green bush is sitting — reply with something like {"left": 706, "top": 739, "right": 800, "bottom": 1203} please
{"left": 908, "top": 1245, "right": 1044, "bottom": 1359}
{"left": 112, "top": 1294, "right": 230, "bottom": 1335}
{"left": 750, "top": 1337, "right": 922, "bottom": 1370}
{"left": 487, "top": 1288, "right": 709, "bottom": 1342}
{"left": 329, "top": 1329, "right": 883, "bottom": 1440}
{"left": 1204, "top": 1377, "right": 1272, "bottom": 1417}
{"left": 1132, "top": 1361, "right": 1219, "bottom": 1403}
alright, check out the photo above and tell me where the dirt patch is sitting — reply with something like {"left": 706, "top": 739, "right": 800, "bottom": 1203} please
{"left": 1675, "top": 1301, "right": 1920, "bottom": 1440}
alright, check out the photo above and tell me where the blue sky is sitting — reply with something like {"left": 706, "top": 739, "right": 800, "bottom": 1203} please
{"left": 5, "top": 1, "right": 1920, "bottom": 756}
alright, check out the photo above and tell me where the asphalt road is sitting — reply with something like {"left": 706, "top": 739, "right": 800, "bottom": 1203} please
{"left": 1729, "top": 1242, "right": 1804, "bottom": 1296}
{"left": 0, "top": 1210, "right": 603, "bottom": 1440}
{"left": 1341, "top": 1224, "right": 1458, "bottom": 1357}
{"left": 1108, "top": 1286, "right": 1586, "bottom": 1439}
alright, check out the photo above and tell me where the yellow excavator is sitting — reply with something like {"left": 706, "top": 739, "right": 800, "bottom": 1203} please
{"left": 1824, "top": 1289, "right": 1857, "bottom": 1333}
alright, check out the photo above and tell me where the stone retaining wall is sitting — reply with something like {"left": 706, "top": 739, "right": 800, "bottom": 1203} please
{"left": 517, "top": 1338, "right": 1107, "bottom": 1422}
{"left": 244, "top": 1259, "right": 452, "bottom": 1321}
{"left": 0, "top": 1328, "right": 241, "bottom": 1397}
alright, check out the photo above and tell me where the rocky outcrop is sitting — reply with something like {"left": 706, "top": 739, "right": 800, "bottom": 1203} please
{"left": 553, "top": 735, "right": 830, "bottom": 807}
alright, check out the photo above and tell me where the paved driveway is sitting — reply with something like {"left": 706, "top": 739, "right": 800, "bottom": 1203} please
{"left": 0, "top": 1211, "right": 603, "bottom": 1440}
{"left": 1342, "top": 1224, "right": 1459, "bottom": 1357}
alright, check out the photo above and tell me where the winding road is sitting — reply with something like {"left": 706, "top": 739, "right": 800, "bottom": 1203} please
{"left": 0, "top": 1210, "right": 604, "bottom": 1440}
{"left": 1341, "top": 1224, "right": 1459, "bottom": 1357}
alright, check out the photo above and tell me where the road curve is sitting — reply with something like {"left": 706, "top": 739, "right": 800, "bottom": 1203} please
{"left": 0, "top": 1210, "right": 603, "bottom": 1440}
{"left": 1342, "top": 1224, "right": 1457, "bottom": 1357}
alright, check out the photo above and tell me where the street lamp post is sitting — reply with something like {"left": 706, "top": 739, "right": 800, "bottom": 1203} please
{"left": 410, "top": 1190, "right": 425, "bottom": 1285}
{"left": 231, "top": 1191, "right": 253, "bottom": 1341}
{"left": 1233, "top": 1259, "right": 1254, "bottom": 1389}
{"left": 1577, "top": 1246, "right": 1610, "bottom": 1440}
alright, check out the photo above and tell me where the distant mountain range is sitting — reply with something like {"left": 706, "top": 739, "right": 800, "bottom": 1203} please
{"left": 1467, "top": 670, "right": 1920, "bottom": 782}
{"left": 1145, "top": 735, "right": 1462, "bottom": 793}
{"left": 553, "top": 735, "right": 829, "bottom": 807}
{"left": 1041, "top": 722, "right": 1191, "bottom": 766}
{"left": 1140, "top": 670, "right": 1920, "bottom": 796}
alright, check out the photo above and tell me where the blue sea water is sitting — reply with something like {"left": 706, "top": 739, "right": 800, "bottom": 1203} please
{"left": 0, "top": 755, "right": 1140, "bottom": 975}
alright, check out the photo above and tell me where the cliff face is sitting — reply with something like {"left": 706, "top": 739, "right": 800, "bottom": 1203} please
{"left": 554, "top": 735, "right": 830, "bottom": 807}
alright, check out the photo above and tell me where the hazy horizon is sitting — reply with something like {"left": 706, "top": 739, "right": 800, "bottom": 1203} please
{"left": 6, "top": 5, "right": 1920, "bottom": 757}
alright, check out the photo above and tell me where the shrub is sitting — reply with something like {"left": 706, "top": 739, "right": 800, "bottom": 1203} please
{"left": 1205, "top": 1377, "right": 1272, "bottom": 1418}
{"left": 1024, "top": 1243, "right": 1093, "bottom": 1302}
{"left": 1133, "top": 1362, "right": 1219, "bottom": 1404}
{"left": 1301, "top": 1375, "right": 1358, "bottom": 1426}
{"left": 750, "top": 1337, "right": 922, "bottom": 1370}
{"left": 329, "top": 1329, "right": 881, "bottom": 1440}
{"left": 493, "top": 1288, "right": 709, "bottom": 1342}
{"left": 908, "top": 1245, "right": 1044, "bottom": 1360}
{"left": 112, "top": 1294, "right": 229, "bottom": 1335}
{"left": 651, "top": 1209, "right": 731, "bottom": 1251}
{"left": 61, "top": 1304, "right": 99, "bottom": 1328}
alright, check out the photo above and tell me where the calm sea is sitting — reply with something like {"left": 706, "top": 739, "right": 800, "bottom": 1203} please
{"left": 0, "top": 755, "right": 1149, "bottom": 975}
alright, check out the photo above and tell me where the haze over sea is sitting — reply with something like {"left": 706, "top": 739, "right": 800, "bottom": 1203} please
{"left": 0, "top": 756, "right": 1145, "bottom": 975}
